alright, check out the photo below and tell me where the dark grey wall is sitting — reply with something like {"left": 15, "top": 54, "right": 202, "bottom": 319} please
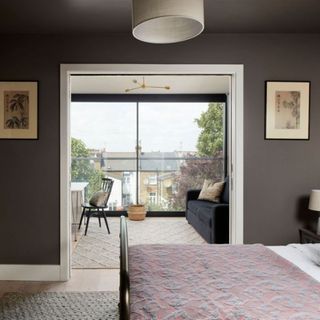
{"left": 0, "top": 34, "right": 319, "bottom": 264}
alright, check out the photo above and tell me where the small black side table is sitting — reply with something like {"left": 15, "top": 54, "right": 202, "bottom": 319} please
{"left": 299, "top": 228, "right": 320, "bottom": 244}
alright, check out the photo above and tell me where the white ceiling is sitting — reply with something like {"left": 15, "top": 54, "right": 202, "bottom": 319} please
{"left": 71, "top": 75, "right": 230, "bottom": 95}
{"left": 2, "top": 0, "right": 320, "bottom": 34}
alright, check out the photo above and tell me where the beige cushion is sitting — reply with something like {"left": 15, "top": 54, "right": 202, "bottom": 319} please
{"left": 198, "top": 180, "right": 225, "bottom": 202}
{"left": 89, "top": 191, "right": 109, "bottom": 207}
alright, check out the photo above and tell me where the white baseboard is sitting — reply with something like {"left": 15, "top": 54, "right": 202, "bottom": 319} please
{"left": 0, "top": 265, "right": 61, "bottom": 281}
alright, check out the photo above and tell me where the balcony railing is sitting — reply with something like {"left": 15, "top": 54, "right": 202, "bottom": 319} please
{"left": 71, "top": 155, "right": 224, "bottom": 212}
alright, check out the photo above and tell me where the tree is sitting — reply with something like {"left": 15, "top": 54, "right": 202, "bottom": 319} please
{"left": 171, "top": 103, "right": 224, "bottom": 210}
{"left": 171, "top": 156, "right": 223, "bottom": 210}
{"left": 71, "top": 138, "right": 104, "bottom": 199}
{"left": 72, "top": 138, "right": 89, "bottom": 158}
{"left": 195, "top": 102, "right": 224, "bottom": 156}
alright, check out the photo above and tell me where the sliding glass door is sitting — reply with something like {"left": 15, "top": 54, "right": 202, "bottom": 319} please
{"left": 71, "top": 102, "right": 137, "bottom": 210}
{"left": 71, "top": 96, "right": 226, "bottom": 214}
{"left": 139, "top": 102, "right": 225, "bottom": 211}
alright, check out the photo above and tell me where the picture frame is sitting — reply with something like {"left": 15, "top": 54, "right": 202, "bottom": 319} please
{"left": 0, "top": 81, "right": 38, "bottom": 139}
{"left": 265, "top": 81, "right": 310, "bottom": 140}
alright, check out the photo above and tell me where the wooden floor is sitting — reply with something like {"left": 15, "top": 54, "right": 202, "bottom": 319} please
{"left": 0, "top": 269, "right": 119, "bottom": 298}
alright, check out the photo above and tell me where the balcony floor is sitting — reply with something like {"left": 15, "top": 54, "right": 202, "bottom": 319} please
{"left": 72, "top": 217, "right": 206, "bottom": 269}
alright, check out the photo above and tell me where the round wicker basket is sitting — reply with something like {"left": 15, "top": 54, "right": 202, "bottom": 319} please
{"left": 127, "top": 204, "right": 146, "bottom": 221}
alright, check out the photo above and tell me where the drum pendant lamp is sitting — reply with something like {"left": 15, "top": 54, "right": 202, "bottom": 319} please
{"left": 132, "top": 0, "right": 205, "bottom": 44}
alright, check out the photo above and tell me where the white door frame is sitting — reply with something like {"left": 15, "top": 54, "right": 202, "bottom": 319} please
{"left": 60, "top": 64, "right": 244, "bottom": 281}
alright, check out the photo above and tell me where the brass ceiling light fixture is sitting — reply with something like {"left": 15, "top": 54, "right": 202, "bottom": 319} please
{"left": 131, "top": 0, "right": 205, "bottom": 44}
{"left": 125, "top": 77, "right": 170, "bottom": 93}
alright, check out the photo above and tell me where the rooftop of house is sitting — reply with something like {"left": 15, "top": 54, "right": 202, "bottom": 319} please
{"left": 101, "top": 151, "right": 184, "bottom": 172}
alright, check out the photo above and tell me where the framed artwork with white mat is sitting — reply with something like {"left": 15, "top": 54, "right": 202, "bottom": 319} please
{"left": 265, "top": 80, "right": 310, "bottom": 140}
{"left": 0, "top": 81, "right": 38, "bottom": 139}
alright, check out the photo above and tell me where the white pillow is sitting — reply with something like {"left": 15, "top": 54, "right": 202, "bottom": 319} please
{"left": 89, "top": 191, "right": 109, "bottom": 207}
{"left": 288, "top": 243, "right": 320, "bottom": 266}
{"left": 198, "top": 180, "right": 225, "bottom": 202}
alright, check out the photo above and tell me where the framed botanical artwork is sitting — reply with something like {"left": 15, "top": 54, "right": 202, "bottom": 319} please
{"left": 0, "top": 81, "right": 38, "bottom": 139}
{"left": 265, "top": 81, "right": 310, "bottom": 140}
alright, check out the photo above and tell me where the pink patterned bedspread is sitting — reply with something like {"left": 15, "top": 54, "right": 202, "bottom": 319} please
{"left": 129, "top": 244, "right": 320, "bottom": 319}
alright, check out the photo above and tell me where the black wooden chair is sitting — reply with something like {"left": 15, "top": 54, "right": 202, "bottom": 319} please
{"left": 78, "top": 178, "right": 114, "bottom": 236}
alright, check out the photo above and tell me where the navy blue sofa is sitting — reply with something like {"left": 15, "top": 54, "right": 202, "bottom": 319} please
{"left": 186, "top": 177, "right": 229, "bottom": 244}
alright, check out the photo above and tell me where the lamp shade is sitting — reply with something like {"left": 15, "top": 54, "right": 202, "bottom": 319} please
{"left": 132, "top": 0, "right": 204, "bottom": 44}
{"left": 309, "top": 190, "right": 320, "bottom": 211}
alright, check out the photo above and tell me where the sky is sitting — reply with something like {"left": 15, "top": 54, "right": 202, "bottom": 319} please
{"left": 70, "top": 102, "right": 210, "bottom": 152}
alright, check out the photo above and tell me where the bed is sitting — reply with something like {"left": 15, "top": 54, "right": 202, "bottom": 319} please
{"left": 119, "top": 217, "right": 320, "bottom": 320}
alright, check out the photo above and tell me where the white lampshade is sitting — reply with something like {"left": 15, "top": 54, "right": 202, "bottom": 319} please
{"left": 132, "top": 0, "right": 204, "bottom": 44}
{"left": 309, "top": 190, "right": 320, "bottom": 211}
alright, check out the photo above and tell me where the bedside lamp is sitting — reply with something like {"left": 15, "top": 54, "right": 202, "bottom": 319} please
{"left": 308, "top": 190, "right": 320, "bottom": 235}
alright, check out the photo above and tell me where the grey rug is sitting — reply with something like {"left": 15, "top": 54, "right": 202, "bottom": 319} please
{"left": 0, "top": 292, "right": 118, "bottom": 320}
{"left": 72, "top": 217, "right": 205, "bottom": 269}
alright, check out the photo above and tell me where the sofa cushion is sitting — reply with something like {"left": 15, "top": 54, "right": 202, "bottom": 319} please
{"left": 188, "top": 200, "right": 219, "bottom": 226}
{"left": 188, "top": 199, "right": 217, "bottom": 212}
{"left": 198, "top": 180, "right": 225, "bottom": 202}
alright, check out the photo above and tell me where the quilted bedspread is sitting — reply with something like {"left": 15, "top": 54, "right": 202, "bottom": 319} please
{"left": 129, "top": 244, "right": 320, "bottom": 320}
